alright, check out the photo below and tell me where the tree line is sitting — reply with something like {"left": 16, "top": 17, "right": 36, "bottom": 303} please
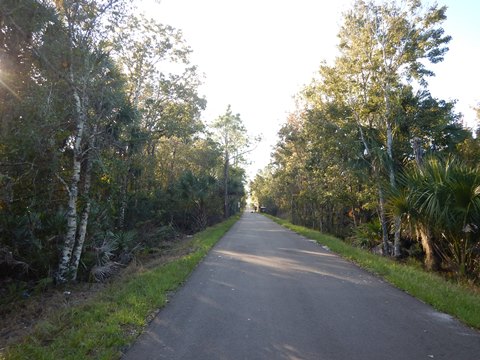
{"left": 0, "top": 0, "right": 249, "bottom": 287}
{"left": 251, "top": 0, "right": 480, "bottom": 279}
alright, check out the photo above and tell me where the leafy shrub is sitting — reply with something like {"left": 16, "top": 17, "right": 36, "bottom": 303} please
{"left": 348, "top": 219, "right": 382, "bottom": 250}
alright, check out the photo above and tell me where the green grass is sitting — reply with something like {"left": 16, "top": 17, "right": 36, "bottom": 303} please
{"left": 265, "top": 214, "right": 480, "bottom": 330}
{"left": 2, "top": 216, "right": 239, "bottom": 360}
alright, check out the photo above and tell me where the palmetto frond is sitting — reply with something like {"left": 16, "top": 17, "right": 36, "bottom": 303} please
{"left": 388, "top": 155, "right": 480, "bottom": 275}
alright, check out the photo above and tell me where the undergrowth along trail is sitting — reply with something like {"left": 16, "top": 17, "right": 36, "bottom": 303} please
{"left": 1, "top": 215, "right": 240, "bottom": 360}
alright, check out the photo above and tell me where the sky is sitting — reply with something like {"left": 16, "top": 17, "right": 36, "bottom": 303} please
{"left": 139, "top": 0, "right": 480, "bottom": 180}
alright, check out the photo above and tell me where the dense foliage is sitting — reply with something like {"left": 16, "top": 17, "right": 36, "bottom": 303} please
{"left": 0, "top": 0, "right": 247, "bottom": 289}
{"left": 251, "top": 0, "right": 480, "bottom": 279}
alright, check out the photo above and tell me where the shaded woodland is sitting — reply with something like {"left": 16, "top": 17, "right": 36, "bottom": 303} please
{"left": 0, "top": 0, "right": 248, "bottom": 292}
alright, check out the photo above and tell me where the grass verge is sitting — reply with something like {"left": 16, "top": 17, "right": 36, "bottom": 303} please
{"left": 2, "top": 215, "right": 239, "bottom": 360}
{"left": 265, "top": 214, "right": 480, "bottom": 330}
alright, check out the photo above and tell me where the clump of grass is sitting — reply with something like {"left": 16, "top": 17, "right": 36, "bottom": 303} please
{"left": 266, "top": 214, "right": 480, "bottom": 330}
{"left": 2, "top": 216, "right": 239, "bottom": 360}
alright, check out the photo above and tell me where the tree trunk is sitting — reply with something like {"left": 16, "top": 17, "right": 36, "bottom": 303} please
{"left": 118, "top": 159, "right": 129, "bottom": 230}
{"left": 70, "top": 171, "right": 91, "bottom": 280}
{"left": 378, "top": 186, "right": 390, "bottom": 255}
{"left": 412, "top": 137, "right": 424, "bottom": 168}
{"left": 71, "top": 124, "right": 96, "bottom": 281}
{"left": 417, "top": 225, "right": 439, "bottom": 271}
{"left": 393, "top": 216, "right": 402, "bottom": 257}
{"left": 386, "top": 121, "right": 402, "bottom": 257}
{"left": 195, "top": 199, "right": 207, "bottom": 230}
{"left": 223, "top": 151, "right": 229, "bottom": 218}
{"left": 56, "top": 89, "right": 86, "bottom": 283}
{"left": 386, "top": 121, "right": 395, "bottom": 186}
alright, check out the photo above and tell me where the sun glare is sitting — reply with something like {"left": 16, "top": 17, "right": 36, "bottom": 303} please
{"left": 0, "top": 67, "right": 21, "bottom": 100}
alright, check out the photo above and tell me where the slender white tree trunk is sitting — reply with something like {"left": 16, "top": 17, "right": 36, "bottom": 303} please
{"left": 386, "top": 121, "right": 395, "bottom": 186}
{"left": 223, "top": 150, "right": 229, "bottom": 218}
{"left": 71, "top": 123, "right": 96, "bottom": 281}
{"left": 56, "top": 89, "right": 86, "bottom": 283}
{"left": 118, "top": 169, "right": 128, "bottom": 229}
{"left": 118, "top": 149, "right": 131, "bottom": 230}
{"left": 386, "top": 97, "right": 402, "bottom": 257}
{"left": 378, "top": 186, "right": 390, "bottom": 255}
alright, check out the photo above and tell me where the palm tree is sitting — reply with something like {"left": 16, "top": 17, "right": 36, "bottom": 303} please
{"left": 388, "top": 157, "right": 480, "bottom": 277}
{"left": 387, "top": 171, "right": 440, "bottom": 271}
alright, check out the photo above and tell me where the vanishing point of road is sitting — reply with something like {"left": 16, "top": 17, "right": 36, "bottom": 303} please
{"left": 124, "top": 212, "right": 480, "bottom": 360}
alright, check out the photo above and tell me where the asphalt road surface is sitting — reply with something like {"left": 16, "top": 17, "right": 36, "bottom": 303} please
{"left": 123, "top": 212, "right": 480, "bottom": 360}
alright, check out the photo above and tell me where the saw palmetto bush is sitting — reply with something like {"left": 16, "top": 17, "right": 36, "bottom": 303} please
{"left": 348, "top": 219, "right": 383, "bottom": 250}
{"left": 388, "top": 157, "right": 480, "bottom": 278}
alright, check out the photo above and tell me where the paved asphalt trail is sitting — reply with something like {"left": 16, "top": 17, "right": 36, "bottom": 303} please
{"left": 124, "top": 213, "right": 480, "bottom": 360}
